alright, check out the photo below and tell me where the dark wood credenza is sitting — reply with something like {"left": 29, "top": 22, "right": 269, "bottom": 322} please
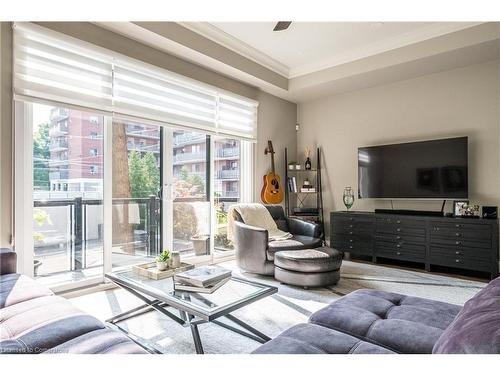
{"left": 330, "top": 211, "right": 499, "bottom": 279}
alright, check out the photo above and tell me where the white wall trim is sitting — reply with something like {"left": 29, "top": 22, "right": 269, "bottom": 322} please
{"left": 180, "top": 22, "right": 289, "bottom": 77}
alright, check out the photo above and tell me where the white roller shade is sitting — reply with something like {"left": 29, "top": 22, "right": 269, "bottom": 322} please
{"left": 113, "top": 62, "right": 218, "bottom": 132}
{"left": 13, "top": 23, "right": 259, "bottom": 140}
{"left": 218, "top": 94, "right": 258, "bottom": 140}
{"left": 13, "top": 23, "right": 113, "bottom": 111}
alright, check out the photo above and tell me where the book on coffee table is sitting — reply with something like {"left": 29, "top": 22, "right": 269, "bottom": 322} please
{"left": 173, "top": 277, "right": 230, "bottom": 294}
{"left": 173, "top": 265, "right": 232, "bottom": 288}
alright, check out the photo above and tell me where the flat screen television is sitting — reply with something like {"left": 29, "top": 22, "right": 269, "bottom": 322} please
{"left": 358, "top": 137, "right": 468, "bottom": 199}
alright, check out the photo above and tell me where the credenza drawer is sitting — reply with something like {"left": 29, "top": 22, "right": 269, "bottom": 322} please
{"left": 375, "top": 241, "right": 426, "bottom": 261}
{"left": 430, "top": 246, "right": 491, "bottom": 262}
{"left": 430, "top": 236, "right": 491, "bottom": 249}
{"left": 376, "top": 216, "right": 426, "bottom": 228}
{"left": 376, "top": 223, "right": 426, "bottom": 236}
{"left": 429, "top": 248, "right": 492, "bottom": 272}
{"left": 375, "top": 233, "right": 426, "bottom": 244}
{"left": 430, "top": 223, "right": 492, "bottom": 240}
{"left": 331, "top": 222, "right": 374, "bottom": 235}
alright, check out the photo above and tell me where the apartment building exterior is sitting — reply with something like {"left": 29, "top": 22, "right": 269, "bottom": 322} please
{"left": 48, "top": 108, "right": 240, "bottom": 201}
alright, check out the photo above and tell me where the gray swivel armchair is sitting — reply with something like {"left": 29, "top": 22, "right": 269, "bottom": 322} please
{"left": 233, "top": 205, "right": 323, "bottom": 275}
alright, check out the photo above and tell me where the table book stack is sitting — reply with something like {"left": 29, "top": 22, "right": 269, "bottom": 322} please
{"left": 173, "top": 266, "right": 232, "bottom": 294}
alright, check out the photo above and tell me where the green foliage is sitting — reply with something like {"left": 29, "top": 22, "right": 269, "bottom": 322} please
{"left": 179, "top": 166, "right": 205, "bottom": 195}
{"left": 215, "top": 233, "right": 233, "bottom": 250}
{"left": 33, "top": 123, "right": 50, "bottom": 190}
{"left": 216, "top": 207, "right": 228, "bottom": 225}
{"left": 173, "top": 203, "right": 198, "bottom": 240}
{"left": 33, "top": 208, "right": 52, "bottom": 242}
{"left": 157, "top": 249, "right": 171, "bottom": 262}
{"left": 128, "top": 151, "right": 160, "bottom": 198}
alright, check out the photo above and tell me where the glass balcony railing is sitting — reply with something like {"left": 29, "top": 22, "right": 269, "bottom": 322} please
{"left": 174, "top": 133, "right": 206, "bottom": 146}
{"left": 216, "top": 147, "right": 239, "bottom": 158}
{"left": 216, "top": 169, "right": 239, "bottom": 179}
{"left": 173, "top": 152, "right": 206, "bottom": 163}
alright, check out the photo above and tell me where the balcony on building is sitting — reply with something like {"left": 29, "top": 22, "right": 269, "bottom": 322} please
{"left": 216, "top": 169, "right": 239, "bottom": 180}
{"left": 49, "top": 123, "right": 69, "bottom": 137}
{"left": 50, "top": 108, "right": 69, "bottom": 122}
{"left": 173, "top": 152, "right": 206, "bottom": 164}
{"left": 49, "top": 139, "right": 69, "bottom": 152}
{"left": 173, "top": 133, "right": 206, "bottom": 146}
{"left": 216, "top": 146, "right": 239, "bottom": 159}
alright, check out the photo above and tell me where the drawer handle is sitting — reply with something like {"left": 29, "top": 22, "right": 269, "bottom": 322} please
{"left": 349, "top": 245, "right": 353, "bottom": 249}
{"left": 349, "top": 218, "right": 353, "bottom": 221}
{"left": 455, "top": 224, "right": 461, "bottom": 228}
{"left": 396, "top": 228, "right": 401, "bottom": 232}
{"left": 455, "top": 241, "right": 462, "bottom": 245}
{"left": 396, "top": 252, "right": 401, "bottom": 255}
{"left": 349, "top": 231, "right": 353, "bottom": 235}
{"left": 396, "top": 236, "right": 401, "bottom": 240}
{"left": 455, "top": 233, "right": 461, "bottom": 237}
{"left": 397, "top": 220, "right": 401, "bottom": 224}
{"left": 396, "top": 244, "right": 401, "bottom": 248}
{"left": 349, "top": 224, "right": 353, "bottom": 228}
{"left": 455, "top": 251, "right": 461, "bottom": 255}
{"left": 455, "top": 259, "right": 461, "bottom": 263}
{"left": 349, "top": 239, "right": 353, "bottom": 243}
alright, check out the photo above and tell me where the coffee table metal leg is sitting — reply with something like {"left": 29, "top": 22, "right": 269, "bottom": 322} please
{"left": 189, "top": 317, "right": 204, "bottom": 354}
{"left": 212, "top": 313, "right": 271, "bottom": 344}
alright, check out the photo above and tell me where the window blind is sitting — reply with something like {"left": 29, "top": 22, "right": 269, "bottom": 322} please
{"left": 13, "top": 23, "right": 114, "bottom": 111}
{"left": 13, "top": 22, "right": 259, "bottom": 140}
{"left": 113, "top": 62, "right": 218, "bottom": 132}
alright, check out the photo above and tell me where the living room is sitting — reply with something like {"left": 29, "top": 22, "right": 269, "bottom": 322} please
{"left": 2, "top": 0, "right": 500, "bottom": 373}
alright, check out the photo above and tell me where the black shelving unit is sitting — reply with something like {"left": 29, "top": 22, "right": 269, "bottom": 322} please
{"left": 284, "top": 147, "right": 325, "bottom": 240}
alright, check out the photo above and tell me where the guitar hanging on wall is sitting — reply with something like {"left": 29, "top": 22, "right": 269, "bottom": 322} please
{"left": 261, "top": 140, "right": 284, "bottom": 204}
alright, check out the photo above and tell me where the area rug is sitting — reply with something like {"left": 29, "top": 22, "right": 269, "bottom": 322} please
{"left": 68, "top": 259, "right": 486, "bottom": 354}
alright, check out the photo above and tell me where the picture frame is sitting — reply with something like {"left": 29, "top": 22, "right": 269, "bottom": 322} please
{"left": 454, "top": 200, "right": 479, "bottom": 218}
{"left": 453, "top": 200, "right": 469, "bottom": 217}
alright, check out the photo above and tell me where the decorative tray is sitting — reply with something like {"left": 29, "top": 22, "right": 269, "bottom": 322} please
{"left": 132, "top": 262, "right": 195, "bottom": 280}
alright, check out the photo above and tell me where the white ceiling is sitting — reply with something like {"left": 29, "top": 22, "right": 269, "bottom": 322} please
{"left": 186, "top": 22, "right": 479, "bottom": 77}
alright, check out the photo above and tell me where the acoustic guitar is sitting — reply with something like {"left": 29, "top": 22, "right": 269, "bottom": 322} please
{"left": 261, "top": 140, "right": 284, "bottom": 204}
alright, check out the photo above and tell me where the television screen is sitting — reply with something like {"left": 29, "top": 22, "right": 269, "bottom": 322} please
{"left": 358, "top": 137, "right": 468, "bottom": 199}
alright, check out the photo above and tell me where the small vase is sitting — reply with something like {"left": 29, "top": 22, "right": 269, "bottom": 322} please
{"left": 343, "top": 187, "right": 355, "bottom": 211}
{"left": 156, "top": 261, "right": 169, "bottom": 271}
{"left": 305, "top": 157, "right": 312, "bottom": 170}
{"left": 171, "top": 252, "right": 181, "bottom": 268}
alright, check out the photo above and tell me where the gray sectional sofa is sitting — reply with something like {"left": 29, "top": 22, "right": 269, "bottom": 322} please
{"left": 0, "top": 248, "right": 146, "bottom": 354}
{"left": 254, "top": 277, "right": 500, "bottom": 354}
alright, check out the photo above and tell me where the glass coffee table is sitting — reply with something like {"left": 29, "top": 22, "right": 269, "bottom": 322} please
{"left": 105, "top": 269, "right": 278, "bottom": 354}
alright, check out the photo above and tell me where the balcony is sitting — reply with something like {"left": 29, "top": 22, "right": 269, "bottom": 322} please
{"left": 173, "top": 152, "right": 206, "bottom": 164}
{"left": 49, "top": 124, "right": 68, "bottom": 136}
{"left": 215, "top": 190, "right": 239, "bottom": 198}
{"left": 49, "top": 140, "right": 69, "bottom": 152}
{"left": 50, "top": 108, "right": 69, "bottom": 122}
{"left": 216, "top": 147, "right": 239, "bottom": 159}
{"left": 216, "top": 169, "right": 239, "bottom": 180}
{"left": 174, "top": 133, "right": 206, "bottom": 146}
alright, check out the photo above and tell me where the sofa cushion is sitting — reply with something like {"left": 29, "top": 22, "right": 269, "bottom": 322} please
{"left": 253, "top": 323, "right": 395, "bottom": 354}
{"left": 0, "top": 274, "right": 53, "bottom": 308}
{"left": 267, "top": 235, "right": 323, "bottom": 261}
{"left": 309, "top": 289, "right": 461, "bottom": 354}
{"left": 44, "top": 328, "right": 147, "bottom": 354}
{"left": 433, "top": 277, "right": 500, "bottom": 354}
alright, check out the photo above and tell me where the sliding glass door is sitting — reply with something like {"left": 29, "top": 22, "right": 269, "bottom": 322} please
{"left": 171, "top": 130, "right": 211, "bottom": 261}
{"left": 111, "top": 119, "right": 163, "bottom": 269}
{"left": 31, "top": 103, "right": 105, "bottom": 285}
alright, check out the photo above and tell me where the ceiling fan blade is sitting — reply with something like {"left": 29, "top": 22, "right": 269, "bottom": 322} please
{"left": 273, "top": 22, "right": 292, "bottom": 32}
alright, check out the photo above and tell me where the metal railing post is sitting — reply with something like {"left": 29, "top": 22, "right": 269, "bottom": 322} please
{"left": 148, "top": 195, "right": 157, "bottom": 256}
{"left": 74, "top": 197, "right": 83, "bottom": 270}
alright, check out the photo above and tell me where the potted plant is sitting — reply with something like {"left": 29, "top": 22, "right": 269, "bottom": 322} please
{"left": 156, "top": 249, "right": 171, "bottom": 271}
{"left": 191, "top": 234, "right": 210, "bottom": 256}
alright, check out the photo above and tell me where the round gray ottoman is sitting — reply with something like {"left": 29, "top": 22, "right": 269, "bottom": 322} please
{"left": 274, "top": 247, "right": 342, "bottom": 288}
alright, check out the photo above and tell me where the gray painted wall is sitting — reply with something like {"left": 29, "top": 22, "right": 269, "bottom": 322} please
{"left": 298, "top": 59, "right": 500, "bottom": 238}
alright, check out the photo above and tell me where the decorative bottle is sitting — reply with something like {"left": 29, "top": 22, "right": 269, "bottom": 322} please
{"left": 343, "top": 187, "right": 355, "bottom": 211}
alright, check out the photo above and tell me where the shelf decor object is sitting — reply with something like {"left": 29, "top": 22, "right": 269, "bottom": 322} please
{"left": 343, "top": 187, "right": 355, "bottom": 211}
{"left": 304, "top": 147, "right": 312, "bottom": 170}
{"left": 284, "top": 147, "right": 324, "bottom": 239}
